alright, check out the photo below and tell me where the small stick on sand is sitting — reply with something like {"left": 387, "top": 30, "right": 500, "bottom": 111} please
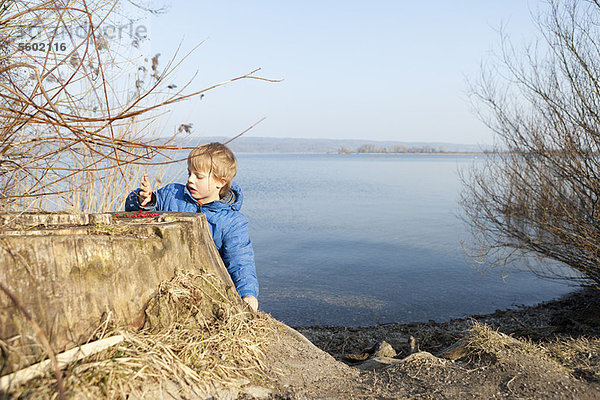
{"left": 0, "top": 335, "right": 125, "bottom": 392}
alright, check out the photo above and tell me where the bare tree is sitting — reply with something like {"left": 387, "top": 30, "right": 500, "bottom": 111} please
{"left": 0, "top": 0, "right": 276, "bottom": 212}
{"left": 461, "top": 0, "right": 600, "bottom": 286}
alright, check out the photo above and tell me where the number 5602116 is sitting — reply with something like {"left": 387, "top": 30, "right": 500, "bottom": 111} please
{"left": 18, "top": 42, "right": 67, "bottom": 52}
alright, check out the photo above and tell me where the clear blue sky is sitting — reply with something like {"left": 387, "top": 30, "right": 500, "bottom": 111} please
{"left": 148, "top": 1, "right": 540, "bottom": 145}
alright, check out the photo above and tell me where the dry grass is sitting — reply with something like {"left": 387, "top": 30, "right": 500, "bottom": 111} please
{"left": 541, "top": 336, "right": 600, "bottom": 382}
{"left": 3, "top": 271, "right": 275, "bottom": 399}
{"left": 463, "top": 320, "right": 600, "bottom": 379}
{"left": 465, "top": 320, "right": 542, "bottom": 359}
{"left": 466, "top": 321, "right": 519, "bottom": 352}
{"left": 467, "top": 321, "right": 600, "bottom": 382}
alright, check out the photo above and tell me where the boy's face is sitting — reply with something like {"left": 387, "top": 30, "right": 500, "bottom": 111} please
{"left": 187, "top": 168, "right": 226, "bottom": 204}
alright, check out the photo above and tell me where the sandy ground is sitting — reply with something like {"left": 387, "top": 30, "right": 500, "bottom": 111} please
{"left": 6, "top": 286, "right": 599, "bottom": 399}
{"left": 282, "top": 286, "right": 600, "bottom": 399}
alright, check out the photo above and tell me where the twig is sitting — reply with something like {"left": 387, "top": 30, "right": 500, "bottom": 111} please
{"left": 506, "top": 374, "right": 518, "bottom": 393}
{"left": 0, "top": 334, "right": 124, "bottom": 391}
{"left": 0, "top": 282, "right": 65, "bottom": 398}
{"left": 223, "top": 117, "right": 267, "bottom": 145}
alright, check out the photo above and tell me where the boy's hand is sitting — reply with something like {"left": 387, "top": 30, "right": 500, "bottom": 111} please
{"left": 242, "top": 295, "right": 258, "bottom": 311}
{"left": 138, "top": 172, "right": 153, "bottom": 206}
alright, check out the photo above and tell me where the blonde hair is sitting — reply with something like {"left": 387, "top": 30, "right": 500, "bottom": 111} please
{"left": 187, "top": 142, "right": 237, "bottom": 194}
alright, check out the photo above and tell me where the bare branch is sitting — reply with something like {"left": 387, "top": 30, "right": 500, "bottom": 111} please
{"left": 463, "top": 0, "right": 600, "bottom": 286}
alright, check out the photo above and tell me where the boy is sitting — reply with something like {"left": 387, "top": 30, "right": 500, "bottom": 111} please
{"left": 125, "top": 142, "right": 259, "bottom": 311}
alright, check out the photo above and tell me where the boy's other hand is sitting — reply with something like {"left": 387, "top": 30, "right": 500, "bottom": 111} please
{"left": 139, "top": 171, "right": 153, "bottom": 206}
{"left": 242, "top": 295, "right": 258, "bottom": 311}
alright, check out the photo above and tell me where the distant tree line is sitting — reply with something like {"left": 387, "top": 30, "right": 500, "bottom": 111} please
{"left": 338, "top": 144, "right": 448, "bottom": 154}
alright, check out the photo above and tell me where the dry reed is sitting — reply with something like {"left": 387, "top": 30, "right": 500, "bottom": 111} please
{"left": 3, "top": 271, "right": 275, "bottom": 399}
{"left": 1, "top": 2, "right": 279, "bottom": 397}
{"left": 0, "top": 0, "right": 277, "bottom": 213}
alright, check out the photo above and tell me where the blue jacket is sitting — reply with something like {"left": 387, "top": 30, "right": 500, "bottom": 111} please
{"left": 125, "top": 183, "right": 259, "bottom": 298}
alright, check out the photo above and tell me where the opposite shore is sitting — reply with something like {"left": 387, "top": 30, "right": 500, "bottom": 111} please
{"left": 332, "top": 151, "right": 490, "bottom": 155}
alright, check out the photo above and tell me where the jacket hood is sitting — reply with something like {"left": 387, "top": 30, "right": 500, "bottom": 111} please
{"left": 222, "top": 183, "right": 243, "bottom": 211}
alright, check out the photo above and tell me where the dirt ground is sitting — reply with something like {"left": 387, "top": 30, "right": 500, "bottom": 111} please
{"left": 286, "top": 286, "right": 600, "bottom": 399}
{"left": 131, "top": 286, "right": 600, "bottom": 399}
{"left": 5, "top": 285, "right": 599, "bottom": 399}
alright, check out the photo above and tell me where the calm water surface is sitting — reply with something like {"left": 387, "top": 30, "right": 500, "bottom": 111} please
{"left": 180, "top": 153, "right": 574, "bottom": 326}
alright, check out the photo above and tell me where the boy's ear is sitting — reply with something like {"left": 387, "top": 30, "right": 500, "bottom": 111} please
{"left": 217, "top": 177, "right": 227, "bottom": 189}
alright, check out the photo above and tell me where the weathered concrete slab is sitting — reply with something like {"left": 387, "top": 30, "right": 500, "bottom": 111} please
{"left": 0, "top": 212, "right": 238, "bottom": 373}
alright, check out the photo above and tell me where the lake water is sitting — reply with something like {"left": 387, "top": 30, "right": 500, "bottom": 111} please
{"left": 178, "top": 153, "right": 575, "bottom": 326}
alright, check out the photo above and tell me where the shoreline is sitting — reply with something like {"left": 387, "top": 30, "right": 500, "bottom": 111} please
{"left": 333, "top": 151, "right": 489, "bottom": 155}
{"left": 296, "top": 285, "right": 600, "bottom": 358}
{"left": 293, "top": 285, "right": 600, "bottom": 398}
